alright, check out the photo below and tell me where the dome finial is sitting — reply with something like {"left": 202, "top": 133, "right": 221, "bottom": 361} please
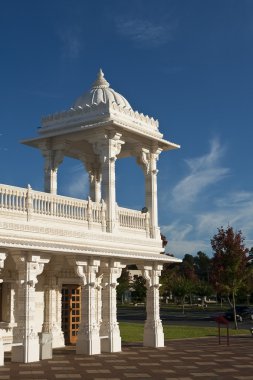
{"left": 92, "top": 68, "right": 110, "bottom": 88}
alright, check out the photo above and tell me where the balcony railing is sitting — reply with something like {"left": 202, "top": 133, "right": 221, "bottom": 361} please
{"left": 0, "top": 184, "right": 150, "bottom": 234}
{"left": 118, "top": 206, "right": 148, "bottom": 230}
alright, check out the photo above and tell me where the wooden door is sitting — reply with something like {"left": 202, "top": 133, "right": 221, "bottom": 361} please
{"left": 61, "top": 284, "right": 81, "bottom": 344}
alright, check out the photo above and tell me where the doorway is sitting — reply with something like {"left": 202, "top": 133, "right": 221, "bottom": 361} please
{"left": 61, "top": 284, "right": 81, "bottom": 344}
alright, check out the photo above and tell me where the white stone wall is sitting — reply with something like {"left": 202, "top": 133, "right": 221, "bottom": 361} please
{"left": 34, "top": 291, "right": 44, "bottom": 333}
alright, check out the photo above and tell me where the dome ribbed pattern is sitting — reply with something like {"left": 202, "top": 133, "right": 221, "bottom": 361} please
{"left": 73, "top": 69, "right": 132, "bottom": 110}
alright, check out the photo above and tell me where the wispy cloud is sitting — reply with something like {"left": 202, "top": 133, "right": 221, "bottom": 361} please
{"left": 63, "top": 164, "right": 89, "bottom": 199}
{"left": 171, "top": 139, "right": 230, "bottom": 209}
{"left": 166, "top": 239, "right": 210, "bottom": 259}
{"left": 161, "top": 221, "right": 209, "bottom": 258}
{"left": 162, "top": 189, "right": 253, "bottom": 257}
{"left": 116, "top": 18, "right": 176, "bottom": 48}
{"left": 162, "top": 222, "right": 193, "bottom": 241}
{"left": 196, "top": 191, "right": 253, "bottom": 242}
{"left": 58, "top": 27, "right": 83, "bottom": 59}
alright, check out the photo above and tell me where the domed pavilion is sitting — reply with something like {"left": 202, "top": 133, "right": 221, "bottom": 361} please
{"left": 0, "top": 70, "right": 180, "bottom": 365}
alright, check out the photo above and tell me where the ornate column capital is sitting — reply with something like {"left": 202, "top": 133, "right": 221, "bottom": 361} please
{"left": 100, "top": 260, "right": 126, "bottom": 286}
{"left": 12, "top": 253, "right": 50, "bottom": 286}
{"left": 72, "top": 258, "right": 100, "bottom": 286}
{"left": 140, "top": 263, "right": 163, "bottom": 288}
{"left": 39, "top": 141, "right": 67, "bottom": 171}
{"left": 0, "top": 252, "right": 7, "bottom": 269}
{"left": 92, "top": 131, "right": 125, "bottom": 163}
{"left": 79, "top": 153, "right": 102, "bottom": 202}
{"left": 135, "top": 145, "right": 162, "bottom": 175}
{"left": 79, "top": 153, "right": 100, "bottom": 172}
{"left": 39, "top": 141, "right": 69, "bottom": 194}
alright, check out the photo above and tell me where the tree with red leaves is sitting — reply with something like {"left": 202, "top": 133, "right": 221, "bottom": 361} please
{"left": 210, "top": 226, "right": 250, "bottom": 329}
{"left": 161, "top": 234, "right": 168, "bottom": 248}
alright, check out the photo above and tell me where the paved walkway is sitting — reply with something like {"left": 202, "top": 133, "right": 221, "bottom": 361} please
{"left": 1, "top": 336, "right": 253, "bottom": 380}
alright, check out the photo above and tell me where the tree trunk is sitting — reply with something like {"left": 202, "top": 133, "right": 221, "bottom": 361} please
{"left": 232, "top": 291, "right": 238, "bottom": 330}
{"left": 227, "top": 295, "right": 233, "bottom": 308}
{"left": 182, "top": 296, "right": 185, "bottom": 315}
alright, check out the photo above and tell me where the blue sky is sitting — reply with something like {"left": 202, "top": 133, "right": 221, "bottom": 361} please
{"left": 0, "top": 0, "right": 253, "bottom": 258}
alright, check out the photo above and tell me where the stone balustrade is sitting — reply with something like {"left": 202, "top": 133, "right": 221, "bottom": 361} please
{"left": 117, "top": 206, "right": 149, "bottom": 231}
{"left": 0, "top": 184, "right": 150, "bottom": 235}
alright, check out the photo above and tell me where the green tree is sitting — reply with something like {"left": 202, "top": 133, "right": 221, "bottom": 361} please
{"left": 117, "top": 268, "right": 130, "bottom": 304}
{"left": 181, "top": 254, "right": 197, "bottom": 281}
{"left": 195, "top": 281, "right": 214, "bottom": 307}
{"left": 249, "top": 247, "right": 253, "bottom": 261}
{"left": 161, "top": 234, "right": 168, "bottom": 248}
{"left": 194, "top": 251, "right": 211, "bottom": 283}
{"left": 160, "top": 263, "right": 180, "bottom": 301}
{"left": 131, "top": 276, "right": 146, "bottom": 303}
{"left": 245, "top": 247, "right": 253, "bottom": 303}
{"left": 210, "top": 226, "right": 249, "bottom": 329}
{"left": 171, "top": 276, "right": 195, "bottom": 314}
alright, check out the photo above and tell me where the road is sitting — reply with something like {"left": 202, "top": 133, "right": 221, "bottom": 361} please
{"left": 117, "top": 305, "right": 253, "bottom": 330}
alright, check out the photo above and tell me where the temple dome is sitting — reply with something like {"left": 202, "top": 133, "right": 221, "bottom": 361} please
{"left": 73, "top": 69, "right": 132, "bottom": 110}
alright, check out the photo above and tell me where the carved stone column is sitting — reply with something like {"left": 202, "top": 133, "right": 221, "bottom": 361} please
{"left": 137, "top": 146, "right": 162, "bottom": 239}
{"left": 100, "top": 260, "right": 125, "bottom": 352}
{"left": 81, "top": 155, "right": 102, "bottom": 203}
{"left": 2, "top": 282, "right": 15, "bottom": 324}
{"left": 140, "top": 263, "right": 164, "bottom": 348}
{"left": 75, "top": 259, "right": 101, "bottom": 355}
{"left": 12, "top": 254, "right": 50, "bottom": 363}
{"left": 0, "top": 253, "right": 7, "bottom": 271}
{"left": 90, "top": 169, "right": 102, "bottom": 203}
{"left": 93, "top": 131, "right": 124, "bottom": 232}
{"left": 40, "top": 143, "right": 65, "bottom": 194}
{"left": 42, "top": 273, "right": 65, "bottom": 349}
{"left": 0, "top": 251, "right": 7, "bottom": 367}
{"left": 96, "top": 275, "right": 103, "bottom": 330}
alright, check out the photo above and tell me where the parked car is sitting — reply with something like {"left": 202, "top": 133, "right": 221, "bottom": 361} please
{"left": 224, "top": 306, "right": 253, "bottom": 322}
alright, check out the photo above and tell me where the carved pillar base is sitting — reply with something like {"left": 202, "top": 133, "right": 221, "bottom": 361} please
{"left": 100, "top": 261, "right": 125, "bottom": 353}
{"left": 141, "top": 264, "right": 164, "bottom": 348}
{"left": 51, "top": 329, "right": 65, "bottom": 349}
{"left": 100, "top": 323, "right": 121, "bottom": 353}
{"left": 39, "top": 332, "right": 52, "bottom": 360}
{"left": 12, "top": 336, "right": 40, "bottom": 363}
{"left": 76, "top": 326, "right": 101, "bottom": 355}
{"left": 75, "top": 260, "right": 101, "bottom": 355}
{"left": 76, "top": 283, "right": 101, "bottom": 355}
{"left": 12, "top": 279, "right": 41, "bottom": 363}
{"left": 43, "top": 322, "right": 64, "bottom": 349}
{"left": 0, "top": 334, "right": 4, "bottom": 366}
{"left": 12, "top": 254, "right": 50, "bottom": 363}
{"left": 143, "top": 320, "right": 164, "bottom": 348}
{"left": 42, "top": 283, "right": 65, "bottom": 349}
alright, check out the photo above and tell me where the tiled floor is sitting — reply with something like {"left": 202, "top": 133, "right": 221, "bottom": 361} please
{"left": 2, "top": 336, "right": 253, "bottom": 380}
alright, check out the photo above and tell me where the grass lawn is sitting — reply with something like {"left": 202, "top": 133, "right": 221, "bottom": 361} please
{"left": 119, "top": 322, "right": 250, "bottom": 342}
